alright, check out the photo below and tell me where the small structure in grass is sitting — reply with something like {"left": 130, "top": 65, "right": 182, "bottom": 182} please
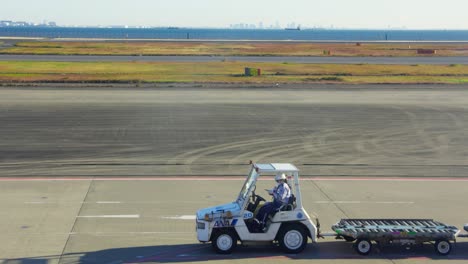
{"left": 245, "top": 67, "right": 261, "bottom": 76}
{"left": 417, "top": 49, "right": 437, "bottom": 55}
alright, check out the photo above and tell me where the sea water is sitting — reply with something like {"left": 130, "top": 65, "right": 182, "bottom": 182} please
{"left": 1, "top": 27, "right": 468, "bottom": 41}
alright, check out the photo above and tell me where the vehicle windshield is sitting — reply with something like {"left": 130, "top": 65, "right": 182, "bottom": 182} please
{"left": 237, "top": 167, "right": 257, "bottom": 204}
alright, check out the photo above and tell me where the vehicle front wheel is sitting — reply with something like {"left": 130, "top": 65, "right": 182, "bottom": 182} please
{"left": 278, "top": 224, "right": 308, "bottom": 254}
{"left": 435, "top": 239, "right": 451, "bottom": 255}
{"left": 212, "top": 230, "right": 237, "bottom": 254}
{"left": 355, "top": 238, "right": 372, "bottom": 255}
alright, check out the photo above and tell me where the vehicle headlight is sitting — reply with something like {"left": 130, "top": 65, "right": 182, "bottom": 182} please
{"left": 204, "top": 213, "right": 212, "bottom": 221}
{"left": 226, "top": 210, "right": 233, "bottom": 218}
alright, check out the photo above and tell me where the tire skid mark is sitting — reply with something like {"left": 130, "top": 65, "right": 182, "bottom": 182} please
{"left": 233, "top": 140, "right": 305, "bottom": 165}
{"left": 171, "top": 135, "right": 301, "bottom": 165}
{"left": 167, "top": 133, "right": 277, "bottom": 164}
{"left": 291, "top": 127, "right": 347, "bottom": 164}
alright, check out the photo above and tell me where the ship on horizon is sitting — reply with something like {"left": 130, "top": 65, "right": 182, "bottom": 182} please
{"left": 285, "top": 26, "right": 301, "bottom": 31}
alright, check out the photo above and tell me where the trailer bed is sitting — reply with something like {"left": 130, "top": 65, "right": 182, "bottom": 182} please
{"left": 332, "top": 218, "right": 459, "bottom": 240}
{"left": 331, "top": 219, "right": 460, "bottom": 255}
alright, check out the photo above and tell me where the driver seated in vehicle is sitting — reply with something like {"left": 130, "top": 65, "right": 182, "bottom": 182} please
{"left": 255, "top": 173, "right": 291, "bottom": 230}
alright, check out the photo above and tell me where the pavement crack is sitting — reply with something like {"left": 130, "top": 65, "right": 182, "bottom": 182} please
{"left": 57, "top": 177, "right": 94, "bottom": 264}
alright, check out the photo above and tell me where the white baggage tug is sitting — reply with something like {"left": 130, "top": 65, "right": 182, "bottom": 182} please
{"left": 196, "top": 163, "right": 463, "bottom": 255}
{"left": 195, "top": 162, "right": 318, "bottom": 254}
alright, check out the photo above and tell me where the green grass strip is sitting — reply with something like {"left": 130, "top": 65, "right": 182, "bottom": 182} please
{"left": 0, "top": 61, "right": 467, "bottom": 84}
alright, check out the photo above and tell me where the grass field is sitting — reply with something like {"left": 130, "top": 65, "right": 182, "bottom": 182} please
{"left": 2, "top": 41, "right": 468, "bottom": 56}
{"left": 0, "top": 61, "right": 467, "bottom": 84}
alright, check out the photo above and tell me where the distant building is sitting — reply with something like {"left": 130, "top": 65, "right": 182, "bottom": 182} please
{"left": 0, "top": 20, "right": 58, "bottom": 27}
{"left": 109, "top": 25, "right": 128, "bottom": 28}
{"left": 16, "top": 21, "right": 29, "bottom": 26}
{"left": 0, "top": 20, "right": 13, "bottom": 27}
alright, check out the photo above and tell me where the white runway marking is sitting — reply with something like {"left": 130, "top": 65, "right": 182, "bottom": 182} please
{"left": 162, "top": 215, "right": 196, "bottom": 220}
{"left": 4, "top": 231, "right": 193, "bottom": 236}
{"left": 77, "top": 214, "right": 140, "bottom": 218}
{"left": 24, "top": 201, "right": 122, "bottom": 204}
{"left": 68, "top": 231, "right": 192, "bottom": 235}
{"left": 315, "top": 201, "right": 414, "bottom": 204}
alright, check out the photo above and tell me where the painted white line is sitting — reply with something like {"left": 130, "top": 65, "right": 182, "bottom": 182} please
{"left": 25, "top": 201, "right": 122, "bottom": 204}
{"left": 162, "top": 215, "right": 196, "bottom": 220}
{"left": 3, "top": 231, "right": 192, "bottom": 236}
{"left": 302, "top": 177, "right": 468, "bottom": 182}
{"left": 93, "top": 177, "right": 245, "bottom": 181}
{"left": 77, "top": 214, "right": 140, "bottom": 218}
{"left": 68, "top": 231, "right": 192, "bottom": 235}
{"left": 375, "top": 201, "right": 414, "bottom": 204}
{"left": 315, "top": 201, "right": 414, "bottom": 204}
{"left": 23, "top": 201, "right": 204, "bottom": 205}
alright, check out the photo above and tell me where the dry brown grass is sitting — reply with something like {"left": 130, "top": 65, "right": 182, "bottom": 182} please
{"left": 3, "top": 41, "right": 468, "bottom": 56}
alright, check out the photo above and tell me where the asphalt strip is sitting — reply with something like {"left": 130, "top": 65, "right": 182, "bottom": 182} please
{"left": 2, "top": 176, "right": 468, "bottom": 182}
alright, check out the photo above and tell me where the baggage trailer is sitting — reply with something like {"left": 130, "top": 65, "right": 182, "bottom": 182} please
{"left": 331, "top": 219, "right": 460, "bottom": 255}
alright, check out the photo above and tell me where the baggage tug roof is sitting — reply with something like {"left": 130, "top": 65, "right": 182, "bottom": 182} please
{"left": 254, "top": 163, "right": 299, "bottom": 173}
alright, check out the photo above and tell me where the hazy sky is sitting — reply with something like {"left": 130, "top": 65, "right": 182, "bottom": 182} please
{"left": 1, "top": 0, "right": 467, "bottom": 29}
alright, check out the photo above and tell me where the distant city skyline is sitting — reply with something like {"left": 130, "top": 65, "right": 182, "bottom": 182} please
{"left": 1, "top": 0, "right": 468, "bottom": 30}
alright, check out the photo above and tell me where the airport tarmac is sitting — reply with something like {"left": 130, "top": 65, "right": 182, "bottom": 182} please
{"left": 1, "top": 177, "right": 468, "bottom": 264}
{"left": 1, "top": 85, "right": 468, "bottom": 177}
{"left": 1, "top": 84, "right": 468, "bottom": 263}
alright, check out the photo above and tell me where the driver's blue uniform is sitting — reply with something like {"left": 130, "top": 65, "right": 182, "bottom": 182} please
{"left": 255, "top": 182, "right": 291, "bottom": 228}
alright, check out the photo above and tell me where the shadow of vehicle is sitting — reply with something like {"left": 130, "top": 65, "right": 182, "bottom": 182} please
{"left": 4, "top": 241, "right": 468, "bottom": 263}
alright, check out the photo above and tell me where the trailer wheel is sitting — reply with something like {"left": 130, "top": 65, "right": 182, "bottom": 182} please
{"left": 212, "top": 230, "right": 237, "bottom": 254}
{"left": 355, "top": 238, "right": 372, "bottom": 255}
{"left": 435, "top": 240, "right": 451, "bottom": 256}
{"left": 278, "top": 224, "right": 308, "bottom": 253}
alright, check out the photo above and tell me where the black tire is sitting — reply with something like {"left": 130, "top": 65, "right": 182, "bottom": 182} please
{"left": 435, "top": 239, "right": 451, "bottom": 256}
{"left": 355, "top": 238, "right": 372, "bottom": 255}
{"left": 278, "top": 224, "right": 308, "bottom": 254}
{"left": 212, "top": 230, "right": 237, "bottom": 254}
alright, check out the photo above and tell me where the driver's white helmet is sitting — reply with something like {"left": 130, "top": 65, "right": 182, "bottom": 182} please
{"left": 275, "top": 173, "right": 287, "bottom": 181}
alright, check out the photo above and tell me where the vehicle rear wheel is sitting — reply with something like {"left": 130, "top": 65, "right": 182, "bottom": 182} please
{"left": 212, "top": 230, "right": 237, "bottom": 254}
{"left": 355, "top": 238, "right": 372, "bottom": 255}
{"left": 278, "top": 224, "right": 308, "bottom": 254}
{"left": 435, "top": 240, "right": 451, "bottom": 255}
